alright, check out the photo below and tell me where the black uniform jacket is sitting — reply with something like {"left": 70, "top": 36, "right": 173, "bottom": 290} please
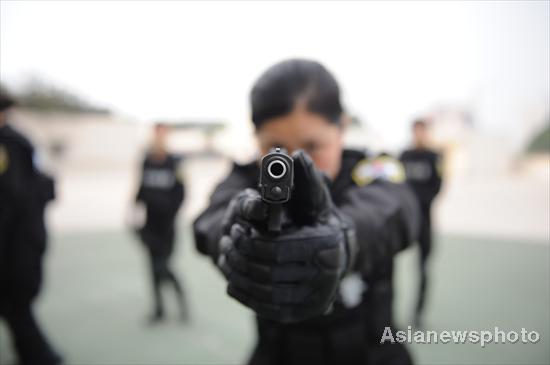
{"left": 399, "top": 148, "right": 442, "bottom": 206}
{"left": 136, "top": 152, "right": 184, "bottom": 256}
{"left": 193, "top": 149, "right": 420, "bottom": 362}
{"left": 0, "top": 125, "right": 55, "bottom": 303}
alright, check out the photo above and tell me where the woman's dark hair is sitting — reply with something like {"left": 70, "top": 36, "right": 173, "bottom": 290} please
{"left": 0, "top": 93, "right": 16, "bottom": 112}
{"left": 250, "top": 59, "right": 343, "bottom": 129}
{"left": 412, "top": 118, "right": 428, "bottom": 129}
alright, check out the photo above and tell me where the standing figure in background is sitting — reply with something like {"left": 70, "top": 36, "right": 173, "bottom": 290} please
{"left": 399, "top": 118, "right": 443, "bottom": 327}
{"left": 135, "top": 123, "right": 188, "bottom": 323}
{"left": 0, "top": 94, "right": 62, "bottom": 365}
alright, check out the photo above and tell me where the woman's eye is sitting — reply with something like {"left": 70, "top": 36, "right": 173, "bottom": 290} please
{"left": 304, "top": 142, "right": 319, "bottom": 153}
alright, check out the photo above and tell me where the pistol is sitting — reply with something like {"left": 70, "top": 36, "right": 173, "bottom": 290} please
{"left": 258, "top": 147, "right": 294, "bottom": 233}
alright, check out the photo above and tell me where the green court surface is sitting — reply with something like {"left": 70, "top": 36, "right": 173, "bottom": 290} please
{"left": 1, "top": 228, "right": 549, "bottom": 365}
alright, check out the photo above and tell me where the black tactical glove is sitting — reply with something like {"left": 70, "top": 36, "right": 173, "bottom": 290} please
{"left": 217, "top": 150, "right": 357, "bottom": 323}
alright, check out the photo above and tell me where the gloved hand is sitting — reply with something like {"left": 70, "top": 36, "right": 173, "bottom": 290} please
{"left": 217, "top": 150, "right": 357, "bottom": 323}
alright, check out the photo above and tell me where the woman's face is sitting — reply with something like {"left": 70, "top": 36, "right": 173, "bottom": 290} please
{"left": 256, "top": 106, "right": 344, "bottom": 180}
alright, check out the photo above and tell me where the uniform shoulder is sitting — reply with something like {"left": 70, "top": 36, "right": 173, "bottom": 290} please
{"left": 207, "top": 159, "right": 258, "bottom": 204}
{"left": 419, "top": 149, "right": 441, "bottom": 162}
{"left": 168, "top": 152, "right": 185, "bottom": 162}
{"left": 141, "top": 152, "right": 180, "bottom": 166}
{"left": 342, "top": 148, "right": 367, "bottom": 162}
{"left": 229, "top": 160, "right": 258, "bottom": 182}
{"left": 0, "top": 125, "right": 33, "bottom": 151}
{"left": 210, "top": 159, "right": 258, "bottom": 191}
{"left": 400, "top": 149, "right": 414, "bottom": 158}
{"left": 400, "top": 148, "right": 440, "bottom": 159}
{"left": 430, "top": 149, "right": 443, "bottom": 158}
{"left": 335, "top": 148, "right": 364, "bottom": 175}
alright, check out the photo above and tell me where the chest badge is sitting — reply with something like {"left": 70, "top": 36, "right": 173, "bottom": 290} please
{"left": 352, "top": 156, "right": 405, "bottom": 186}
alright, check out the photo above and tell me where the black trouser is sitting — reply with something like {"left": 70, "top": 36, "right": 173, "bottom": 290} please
{"left": 147, "top": 252, "right": 187, "bottom": 317}
{"left": 248, "top": 303, "right": 413, "bottom": 365}
{"left": 248, "top": 326, "right": 412, "bottom": 365}
{"left": 0, "top": 298, "right": 61, "bottom": 365}
{"left": 416, "top": 203, "right": 433, "bottom": 320}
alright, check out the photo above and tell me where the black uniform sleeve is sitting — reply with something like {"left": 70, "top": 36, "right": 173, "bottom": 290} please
{"left": 419, "top": 152, "right": 442, "bottom": 204}
{"left": 193, "top": 164, "right": 253, "bottom": 262}
{"left": 36, "top": 171, "right": 55, "bottom": 204}
{"left": 166, "top": 156, "right": 185, "bottom": 215}
{"left": 398, "top": 151, "right": 405, "bottom": 162}
{"left": 338, "top": 180, "right": 420, "bottom": 277}
{"left": 429, "top": 153, "right": 442, "bottom": 200}
{"left": 0, "top": 129, "right": 54, "bottom": 301}
{"left": 135, "top": 157, "right": 147, "bottom": 203}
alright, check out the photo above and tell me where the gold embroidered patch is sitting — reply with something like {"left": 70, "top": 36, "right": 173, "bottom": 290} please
{"left": 351, "top": 156, "right": 405, "bottom": 186}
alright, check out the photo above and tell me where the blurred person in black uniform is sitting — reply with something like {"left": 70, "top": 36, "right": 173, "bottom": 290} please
{"left": 0, "top": 94, "right": 62, "bottom": 365}
{"left": 399, "top": 119, "right": 442, "bottom": 327}
{"left": 135, "top": 123, "right": 188, "bottom": 323}
{"left": 193, "top": 59, "right": 420, "bottom": 365}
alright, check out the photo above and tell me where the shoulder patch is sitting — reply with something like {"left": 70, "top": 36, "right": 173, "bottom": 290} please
{"left": 0, "top": 144, "right": 9, "bottom": 175}
{"left": 351, "top": 156, "right": 405, "bottom": 186}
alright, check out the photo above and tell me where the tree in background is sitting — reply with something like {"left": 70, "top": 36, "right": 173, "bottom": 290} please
{"left": 0, "top": 78, "right": 110, "bottom": 115}
{"left": 526, "top": 121, "right": 550, "bottom": 155}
